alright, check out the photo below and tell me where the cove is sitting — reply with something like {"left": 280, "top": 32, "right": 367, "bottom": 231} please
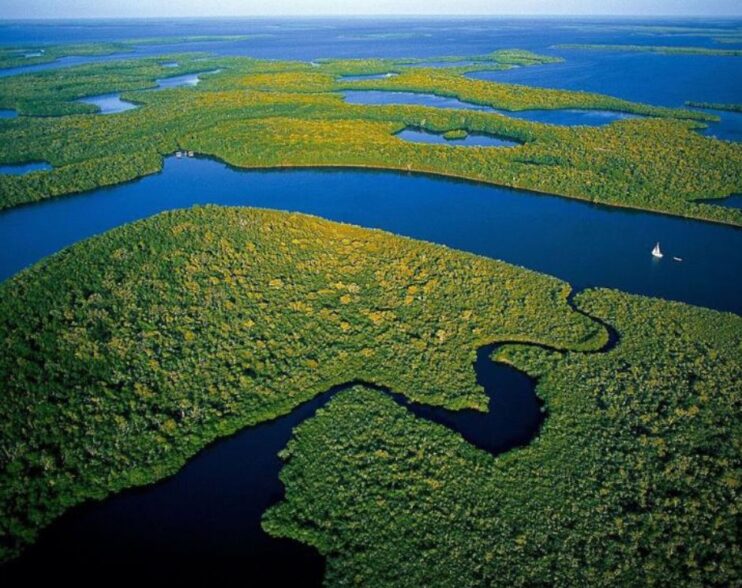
{"left": 343, "top": 89, "right": 492, "bottom": 111}
{"left": 1, "top": 155, "right": 740, "bottom": 314}
{"left": 0, "top": 337, "right": 545, "bottom": 584}
{"left": 77, "top": 92, "right": 138, "bottom": 114}
{"left": 466, "top": 56, "right": 742, "bottom": 141}
{"left": 703, "top": 194, "right": 742, "bottom": 209}
{"left": 342, "top": 89, "right": 641, "bottom": 126}
{"left": 155, "top": 69, "right": 221, "bottom": 89}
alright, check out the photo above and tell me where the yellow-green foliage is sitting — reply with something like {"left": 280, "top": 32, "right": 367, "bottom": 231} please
{"left": 183, "top": 114, "right": 742, "bottom": 225}
{"left": 0, "top": 49, "right": 741, "bottom": 225}
{"left": 338, "top": 67, "right": 713, "bottom": 119}
{"left": 0, "top": 36, "right": 253, "bottom": 69}
{"left": 0, "top": 206, "right": 604, "bottom": 562}
{"left": 264, "top": 289, "right": 742, "bottom": 587}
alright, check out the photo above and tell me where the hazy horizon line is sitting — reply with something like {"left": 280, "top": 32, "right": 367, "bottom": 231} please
{"left": 2, "top": 13, "right": 741, "bottom": 21}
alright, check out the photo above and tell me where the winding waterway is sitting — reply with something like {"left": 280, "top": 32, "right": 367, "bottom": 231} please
{"left": 2, "top": 156, "right": 740, "bottom": 313}
{"left": 342, "top": 89, "right": 642, "bottom": 126}
{"left": 0, "top": 341, "right": 550, "bottom": 583}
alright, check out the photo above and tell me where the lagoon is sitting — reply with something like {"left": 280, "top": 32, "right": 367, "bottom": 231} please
{"left": 396, "top": 128, "right": 520, "bottom": 147}
{"left": 77, "top": 92, "right": 139, "bottom": 114}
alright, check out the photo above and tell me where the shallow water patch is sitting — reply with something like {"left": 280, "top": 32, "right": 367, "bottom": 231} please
{"left": 396, "top": 128, "right": 520, "bottom": 147}
{"left": 492, "top": 107, "right": 639, "bottom": 126}
{"left": 155, "top": 69, "right": 221, "bottom": 89}
{"left": 77, "top": 93, "right": 139, "bottom": 114}
{"left": 0, "top": 161, "right": 52, "bottom": 175}
{"left": 342, "top": 89, "right": 492, "bottom": 111}
{"left": 339, "top": 72, "right": 397, "bottom": 81}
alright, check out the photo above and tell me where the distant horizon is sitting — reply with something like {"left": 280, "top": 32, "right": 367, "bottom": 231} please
{"left": 2, "top": 14, "right": 742, "bottom": 22}
{"left": 1, "top": 0, "right": 740, "bottom": 21}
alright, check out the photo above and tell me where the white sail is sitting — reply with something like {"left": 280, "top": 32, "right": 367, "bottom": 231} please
{"left": 652, "top": 242, "right": 663, "bottom": 258}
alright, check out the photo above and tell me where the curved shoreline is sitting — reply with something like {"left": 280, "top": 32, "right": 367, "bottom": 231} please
{"left": 3, "top": 151, "right": 739, "bottom": 229}
{"left": 0, "top": 314, "right": 607, "bottom": 580}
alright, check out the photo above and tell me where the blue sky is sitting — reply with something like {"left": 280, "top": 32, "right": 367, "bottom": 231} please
{"left": 1, "top": 0, "right": 741, "bottom": 19}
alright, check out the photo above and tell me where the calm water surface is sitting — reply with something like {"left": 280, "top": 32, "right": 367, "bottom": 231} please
{"left": 342, "top": 89, "right": 643, "bottom": 126}
{"left": 0, "top": 161, "right": 51, "bottom": 175}
{"left": 77, "top": 92, "right": 139, "bottom": 114}
{"left": 396, "top": 128, "right": 520, "bottom": 146}
{"left": 1, "top": 156, "right": 740, "bottom": 314}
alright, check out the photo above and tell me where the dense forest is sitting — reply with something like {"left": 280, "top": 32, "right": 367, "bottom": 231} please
{"left": 0, "top": 46, "right": 740, "bottom": 224}
{"left": 264, "top": 289, "right": 741, "bottom": 587}
{"left": 685, "top": 101, "right": 742, "bottom": 113}
{"left": 0, "top": 36, "right": 252, "bottom": 69}
{"left": 0, "top": 206, "right": 605, "bottom": 562}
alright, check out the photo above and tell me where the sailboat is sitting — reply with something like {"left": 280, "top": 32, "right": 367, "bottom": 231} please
{"left": 651, "top": 242, "right": 663, "bottom": 258}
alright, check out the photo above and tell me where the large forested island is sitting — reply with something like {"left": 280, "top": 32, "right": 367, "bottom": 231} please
{"left": 0, "top": 23, "right": 740, "bottom": 587}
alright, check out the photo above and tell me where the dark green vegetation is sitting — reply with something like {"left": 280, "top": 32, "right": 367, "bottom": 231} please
{"left": 555, "top": 44, "right": 742, "bottom": 56}
{"left": 686, "top": 101, "right": 742, "bottom": 113}
{"left": 0, "top": 36, "right": 253, "bottom": 70}
{"left": 555, "top": 23, "right": 742, "bottom": 42}
{"left": 1, "top": 46, "right": 741, "bottom": 224}
{"left": 264, "top": 289, "right": 742, "bottom": 587}
{"left": 0, "top": 206, "right": 606, "bottom": 562}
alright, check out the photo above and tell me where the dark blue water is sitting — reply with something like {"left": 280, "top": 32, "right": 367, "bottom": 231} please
{"left": 342, "top": 89, "right": 642, "bottom": 126}
{"left": 0, "top": 341, "right": 540, "bottom": 584}
{"left": 397, "top": 128, "right": 520, "bottom": 147}
{"left": 0, "top": 109, "right": 17, "bottom": 118}
{"left": 0, "top": 161, "right": 51, "bottom": 175}
{"left": 1, "top": 156, "right": 740, "bottom": 314}
{"left": 78, "top": 92, "right": 138, "bottom": 114}
{"left": 468, "top": 52, "right": 742, "bottom": 140}
{"left": 703, "top": 194, "right": 742, "bottom": 209}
